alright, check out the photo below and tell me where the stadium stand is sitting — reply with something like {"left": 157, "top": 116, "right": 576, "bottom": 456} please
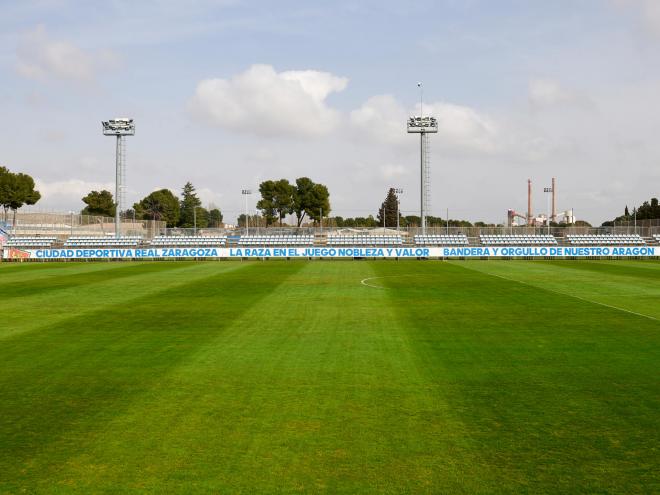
{"left": 480, "top": 234, "right": 557, "bottom": 245}
{"left": 64, "top": 236, "right": 142, "bottom": 247}
{"left": 653, "top": 234, "right": 660, "bottom": 244}
{"left": 566, "top": 234, "right": 645, "bottom": 245}
{"left": 237, "top": 235, "right": 314, "bottom": 246}
{"left": 150, "top": 235, "right": 226, "bottom": 246}
{"left": 5, "top": 236, "right": 57, "bottom": 248}
{"left": 414, "top": 234, "right": 468, "bottom": 246}
{"left": 327, "top": 234, "right": 402, "bottom": 246}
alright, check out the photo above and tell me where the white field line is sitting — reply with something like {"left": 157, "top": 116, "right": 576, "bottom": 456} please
{"left": 360, "top": 274, "right": 417, "bottom": 289}
{"left": 453, "top": 263, "right": 659, "bottom": 323}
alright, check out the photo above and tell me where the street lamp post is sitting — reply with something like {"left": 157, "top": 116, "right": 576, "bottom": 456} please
{"left": 544, "top": 186, "right": 553, "bottom": 235}
{"left": 393, "top": 188, "right": 404, "bottom": 231}
{"left": 242, "top": 189, "right": 252, "bottom": 235}
{"left": 446, "top": 207, "right": 449, "bottom": 235}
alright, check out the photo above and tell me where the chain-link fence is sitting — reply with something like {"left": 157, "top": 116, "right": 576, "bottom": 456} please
{"left": 163, "top": 224, "right": 660, "bottom": 240}
{"left": 2, "top": 211, "right": 165, "bottom": 238}
{"left": 2, "top": 212, "right": 659, "bottom": 242}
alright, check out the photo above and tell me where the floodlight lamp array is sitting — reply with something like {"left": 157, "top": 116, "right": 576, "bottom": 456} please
{"left": 102, "top": 118, "right": 135, "bottom": 136}
{"left": 407, "top": 116, "right": 438, "bottom": 133}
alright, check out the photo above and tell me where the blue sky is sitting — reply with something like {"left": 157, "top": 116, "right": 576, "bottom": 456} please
{"left": 1, "top": 0, "right": 659, "bottom": 224}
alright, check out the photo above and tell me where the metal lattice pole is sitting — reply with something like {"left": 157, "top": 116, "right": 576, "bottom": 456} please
{"left": 102, "top": 118, "right": 135, "bottom": 238}
{"left": 115, "top": 135, "right": 121, "bottom": 236}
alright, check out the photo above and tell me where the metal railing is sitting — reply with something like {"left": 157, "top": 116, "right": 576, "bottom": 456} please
{"left": 3, "top": 215, "right": 659, "bottom": 242}
{"left": 2, "top": 211, "right": 166, "bottom": 238}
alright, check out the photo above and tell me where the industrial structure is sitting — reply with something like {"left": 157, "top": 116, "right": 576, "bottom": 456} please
{"left": 407, "top": 84, "right": 437, "bottom": 233}
{"left": 102, "top": 118, "right": 135, "bottom": 236}
{"left": 508, "top": 178, "right": 574, "bottom": 227}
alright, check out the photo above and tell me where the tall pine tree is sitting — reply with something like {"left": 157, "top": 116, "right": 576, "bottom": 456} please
{"left": 377, "top": 188, "right": 400, "bottom": 228}
{"left": 178, "top": 182, "right": 203, "bottom": 228}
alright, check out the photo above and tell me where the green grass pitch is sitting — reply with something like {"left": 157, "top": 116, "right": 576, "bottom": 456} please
{"left": 1, "top": 260, "right": 658, "bottom": 494}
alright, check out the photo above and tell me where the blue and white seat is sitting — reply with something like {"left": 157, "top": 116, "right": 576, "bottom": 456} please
{"left": 326, "top": 235, "right": 402, "bottom": 246}
{"left": 151, "top": 236, "right": 226, "bottom": 246}
{"left": 64, "top": 236, "right": 142, "bottom": 247}
{"left": 237, "top": 235, "right": 314, "bottom": 246}
{"left": 480, "top": 235, "right": 557, "bottom": 245}
{"left": 414, "top": 234, "right": 468, "bottom": 246}
{"left": 566, "top": 234, "right": 645, "bottom": 246}
{"left": 5, "top": 236, "right": 57, "bottom": 248}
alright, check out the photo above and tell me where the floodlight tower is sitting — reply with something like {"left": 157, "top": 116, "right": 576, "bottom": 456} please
{"left": 102, "top": 118, "right": 135, "bottom": 237}
{"left": 242, "top": 189, "right": 252, "bottom": 235}
{"left": 407, "top": 83, "right": 437, "bottom": 233}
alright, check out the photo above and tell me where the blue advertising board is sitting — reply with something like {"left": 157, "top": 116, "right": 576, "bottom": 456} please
{"left": 2, "top": 245, "right": 658, "bottom": 260}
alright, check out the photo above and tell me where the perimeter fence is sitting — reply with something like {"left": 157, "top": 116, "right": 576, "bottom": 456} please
{"left": 162, "top": 223, "right": 660, "bottom": 239}
{"left": 2, "top": 213, "right": 659, "bottom": 242}
{"left": 1, "top": 211, "right": 165, "bottom": 238}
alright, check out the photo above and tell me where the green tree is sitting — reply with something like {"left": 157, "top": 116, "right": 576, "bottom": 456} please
{"left": 604, "top": 196, "right": 660, "bottom": 225}
{"left": 256, "top": 180, "right": 277, "bottom": 226}
{"left": 134, "top": 189, "right": 180, "bottom": 227}
{"left": 293, "top": 177, "right": 314, "bottom": 226}
{"left": 8, "top": 172, "right": 41, "bottom": 226}
{"left": 348, "top": 215, "right": 377, "bottom": 227}
{"left": 652, "top": 198, "right": 660, "bottom": 218}
{"left": 0, "top": 166, "right": 11, "bottom": 223}
{"left": 257, "top": 179, "right": 294, "bottom": 226}
{"left": 377, "top": 188, "right": 400, "bottom": 228}
{"left": 193, "top": 207, "right": 209, "bottom": 229}
{"left": 237, "top": 213, "right": 263, "bottom": 228}
{"left": 178, "top": 182, "right": 202, "bottom": 228}
{"left": 208, "top": 208, "right": 223, "bottom": 228}
{"left": 306, "top": 183, "right": 330, "bottom": 224}
{"left": 404, "top": 215, "right": 420, "bottom": 227}
{"left": 81, "top": 190, "right": 115, "bottom": 217}
{"left": 292, "top": 177, "right": 331, "bottom": 227}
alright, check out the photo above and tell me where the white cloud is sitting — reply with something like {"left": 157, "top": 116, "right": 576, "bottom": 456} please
{"left": 528, "top": 79, "right": 574, "bottom": 106}
{"left": 615, "top": 0, "right": 660, "bottom": 36}
{"left": 16, "top": 25, "right": 120, "bottom": 82}
{"left": 189, "top": 64, "right": 348, "bottom": 137}
{"left": 197, "top": 187, "right": 224, "bottom": 208}
{"left": 35, "top": 178, "right": 114, "bottom": 210}
{"left": 426, "top": 101, "right": 500, "bottom": 154}
{"left": 349, "top": 95, "right": 408, "bottom": 144}
{"left": 528, "top": 78, "right": 593, "bottom": 110}
{"left": 350, "top": 95, "right": 500, "bottom": 154}
{"left": 379, "top": 164, "right": 409, "bottom": 180}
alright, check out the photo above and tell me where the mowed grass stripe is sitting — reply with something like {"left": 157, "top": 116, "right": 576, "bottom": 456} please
{"left": 0, "top": 262, "right": 243, "bottom": 341}
{"left": 455, "top": 259, "right": 660, "bottom": 320}
{"left": 15, "top": 261, "right": 484, "bottom": 494}
{"left": 1, "top": 260, "right": 658, "bottom": 493}
{"left": 0, "top": 260, "right": 157, "bottom": 285}
{"left": 372, "top": 260, "right": 659, "bottom": 493}
{"left": 0, "top": 261, "right": 305, "bottom": 491}
{"left": 0, "top": 262, "right": 196, "bottom": 300}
